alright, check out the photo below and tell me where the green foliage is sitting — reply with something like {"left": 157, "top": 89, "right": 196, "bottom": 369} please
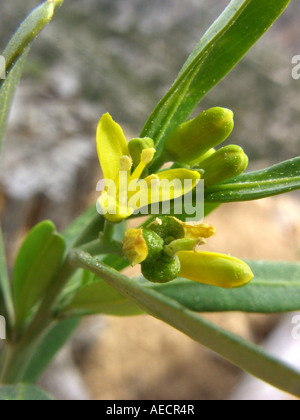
{"left": 141, "top": 0, "right": 291, "bottom": 155}
{"left": 22, "top": 317, "right": 81, "bottom": 383}
{"left": 0, "top": 227, "right": 14, "bottom": 326}
{"left": 13, "top": 221, "right": 66, "bottom": 327}
{"left": 0, "top": 52, "right": 28, "bottom": 154}
{"left": 0, "top": 0, "right": 299, "bottom": 398}
{"left": 60, "top": 277, "right": 143, "bottom": 318}
{"left": 205, "top": 157, "right": 300, "bottom": 203}
{"left": 70, "top": 250, "right": 300, "bottom": 398}
{"left": 149, "top": 261, "right": 300, "bottom": 313}
{"left": 0, "top": 0, "right": 64, "bottom": 154}
{"left": 0, "top": 384, "right": 53, "bottom": 401}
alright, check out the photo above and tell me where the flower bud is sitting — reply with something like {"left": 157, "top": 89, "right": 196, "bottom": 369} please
{"left": 163, "top": 107, "right": 234, "bottom": 165}
{"left": 200, "top": 145, "right": 249, "bottom": 187}
{"left": 178, "top": 251, "right": 254, "bottom": 289}
{"left": 128, "top": 137, "right": 155, "bottom": 167}
{"left": 194, "top": 148, "right": 216, "bottom": 166}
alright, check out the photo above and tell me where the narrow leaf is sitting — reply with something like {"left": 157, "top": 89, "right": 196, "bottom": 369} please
{"left": 0, "top": 226, "right": 15, "bottom": 325}
{"left": 149, "top": 261, "right": 300, "bottom": 313}
{"left": 1, "top": 0, "right": 63, "bottom": 84}
{"left": 141, "top": 0, "right": 291, "bottom": 153}
{"left": 13, "top": 221, "right": 66, "bottom": 325}
{"left": 70, "top": 250, "right": 300, "bottom": 398}
{"left": 60, "top": 278, "right": 143, "bottom": 318}
{"left": 22, "top": 317, "right": 80, "bottom": 383}
{"left": 63, "top": 206, "right": 103, "bottom": 250}
{"left": 205, "top": 157, "right": 300, "bottom": 203}
{"left": 0, "top": 0, "right": 63, "bottom": 154}
{"left": 0, "top": 52, "right": 28, "bottom": 154}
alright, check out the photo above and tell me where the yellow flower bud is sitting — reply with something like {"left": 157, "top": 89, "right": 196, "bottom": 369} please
{"left": 163, "top": 107, "right": 234, "bottom": 165}
{"left": 178, "top": 251, "right": 254, "bottom": 289}
{"left": 200, "top": 145, "right": 249, "bottom": 187}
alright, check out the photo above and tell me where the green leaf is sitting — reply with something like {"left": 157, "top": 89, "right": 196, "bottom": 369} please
{"left": 205, "top": 157, "right": 300, "bottom": 203}
{"left": 148, "top": 261, "right": 300, "bottom": 313}
{"left": 60, "top": 277, "right": 143, "bottom": 318}
{"left": 0, "top": 52, "right": 28, "bottom": 155}
{"left": 0, "top": 1, "right": 63, "bottom": 154}
{"left": 0, "top": 384, "right": 53, "bottom": 401}
{"left": 70, "top": 250, "right": 300, "bottom": 398}
{"left": 13, "top": 221, "right": 66, "bottom": 326}
{"left": 1, "top": 0, "right": 63, "bottom": 85}
{"left": 22, "top": 317, "right": 80, "bottom": 383}
{"left": 63, "top": 207, "right": 104, "bottom": 250}
{"left": 0, "top": 225, "right": 14, "bottom": 325}
{"left": 141, "top": 0, "right": 291, "bottom": 154}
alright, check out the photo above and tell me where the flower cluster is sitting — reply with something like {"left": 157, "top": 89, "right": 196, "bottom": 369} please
{"left": 96, "top": 108, "right": 253, "bottom": 288}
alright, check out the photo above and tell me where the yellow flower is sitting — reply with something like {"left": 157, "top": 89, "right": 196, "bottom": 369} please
{"left": 96, "top": 113, "right": 201, "bottom": 222}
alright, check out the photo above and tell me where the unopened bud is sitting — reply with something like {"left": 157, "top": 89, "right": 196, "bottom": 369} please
{"left": 200, "top": 145, "right": 249, "bottom": 187}
{"left": 178, "top": 251, "right": 254, "bottom": 289}
{"left": 128, "top": 137, "right": 155, "bottom": 167}
{"left": 163, "top": 107, "right": 234, "bottom": 165}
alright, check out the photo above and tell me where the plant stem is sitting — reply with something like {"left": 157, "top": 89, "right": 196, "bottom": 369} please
{"left": 0, "top": 218, "right": 118, "bottom": 383}
{"left": 80, "top": 239, "right": 123, "bottom": 257}
{"left": 0, "top": 259, "right": 75, "bottom": 384}
{"left": 80, "top": 222, "right": 123, "bottom": 257}
{"left": 72, "top": 213, "right": 105, "bottom": 248}
{"left": 0, "top": 326, "right": 52, "bottom": 384}
{"left": 102, "top": 221, "right": 115, "bottom": 242}
{"left": 0, "top": 226, "right": 15, "bottom": 331}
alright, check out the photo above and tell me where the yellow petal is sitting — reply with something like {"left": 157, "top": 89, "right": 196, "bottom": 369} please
{"left": 96, "top": 113, "right": 129, "bottom": 181}
{"left": 97, "top": 191, "right": 131, "bottom": 223}
{"left": 123, "top": 229, "right": 148, "bottom": 266}
{"left": 181, "top": 221, "right": 216, "bottom": 239}
{"left": 143, "top": 169, "right": 200, "bottom": 205}
{"left": 178, "top": 251, "right": 254, "bottom": 289}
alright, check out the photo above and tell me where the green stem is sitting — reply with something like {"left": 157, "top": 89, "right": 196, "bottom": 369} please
{"left": 80, "top": 222, "right": 124, "bottom": 257}
{"left": 0, "top": 346, "right": 7, "bottom": 373}
{"left": 0, "top": 324, "right": 53, "bottom": 384}
{"left": 0, "top": 214, "right": 108, "bottom": 383}
{"left": 0, "top": 259, "right": 75, "bottom": 384}
{"left": 102, "top": 221, "right": 115, "bottom": 242}
{"left": 163, "top": 238, "right": 204, "bottom": 257}
{"left": 72, "top": 213, "right": 105, "bottom": 248}
{"left": 0, "top": 226, "right": 15, "bottom": 331}
{"left": 80, "top": 239, "right": 123, "bottom": 257}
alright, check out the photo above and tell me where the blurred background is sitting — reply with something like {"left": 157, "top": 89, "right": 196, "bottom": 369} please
{"left": 0, "top": 0, "right": 299, "bottom": 400}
